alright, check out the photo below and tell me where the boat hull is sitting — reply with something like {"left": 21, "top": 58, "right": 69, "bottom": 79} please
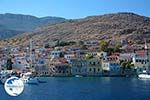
{"left": 138, "top": 74, "right": 150, "bottom": 79}
{"left": 20, "top": 77, "right": 39, "bottom": 84}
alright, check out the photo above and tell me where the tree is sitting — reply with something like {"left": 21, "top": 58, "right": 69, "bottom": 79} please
{"left": 81, "top": 44, "right": 87, "bottom": 50}
{"left": 6, "top": 58, "right": 13, "bottom": 70}
{"left": 85, "top": 54, "right": 94, "bottom": 59}
{"left": 56, "top": 40, "right": 60, "bottom": 46}
{"left": 79, "top": 41, "right": 84, "bottom": 46}
{"left": 114, "top": 43, "right": 122, "bottom": 52}
{"left": 121, "top": 61, "right": 134, "bottom": 73}
{"left": 100, "top": 40, "right": 109, "bottom": 52}
{"left": 69, "top": 41, "right": 76, "bottom": 45}
{"left": 105, "top": 48, "right": 114, "bottom": 56}
{"left": 55, "top": 40, "right": 70, "bottom": 46}
{"left": 44, "top": 43, "right": 50, "bottom": 48}
{"left": 78, "top": 41, "right": 87, "bottom": 50}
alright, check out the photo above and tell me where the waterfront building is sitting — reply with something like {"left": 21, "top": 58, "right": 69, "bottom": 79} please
{"left": 50, "top": 63, "right": 71, "bottom": 76}
{"left": 102, "top": 55, "right": 121, "bottom": 75}
{"left": 35, "top": 63, "right": 50, "bottom": 76}
{"left": 86, "top": 58, "right": 102, "bottom": 76}
{"left": 71, "top": 58, "right": 102, "bottom": 76}
{"left": 132, "top": 50, "right": 150, "bottom": 73}
{"left": 48, "top": 58, "right": 71, "bottom": 76}
{"left": 70, "top": 59, "right": 87, "bottom": 76}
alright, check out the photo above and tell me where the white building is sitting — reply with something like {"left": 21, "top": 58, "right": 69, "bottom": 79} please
{"left": 132, "top": 51, "right": 150, "bottom": 73}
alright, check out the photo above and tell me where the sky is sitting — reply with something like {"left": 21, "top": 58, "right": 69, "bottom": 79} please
{"left": 0, "top": 0, "right": 150, "bottom": 19}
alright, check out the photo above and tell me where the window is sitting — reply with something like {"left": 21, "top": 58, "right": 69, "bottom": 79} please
{"left": 62, "top": 71, "right": 64, "bottom": 73}
{"left": 79, "top": 69, "right": 81, "bottom": 72}
{"left": 106, "top": 64, "right": 108, "bottom": 67}
{"left": 89, "top": 68, "right": 92, "bottom": 72}
{"left": 141, "top": 62, "right": 143, "bottom": 64}
{"left": 93, "top": 62, "right": 96, "bottom": 65}
{"left": 89, "top": 62, "right": 91, "bottom": 65}
{"left": 75, "top": 69, "right": 77, "bottom": 72}
{"left": 93, "top": 68, "right": 96, "bottom": 72}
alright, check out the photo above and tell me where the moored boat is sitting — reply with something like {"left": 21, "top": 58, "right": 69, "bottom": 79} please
{"left": 138, "top": 70, "right": 150, "bottom": 79}
{"left": 75, "top": 75, "right": 83, "bottom": 77}
{"left": 20, "top": 72, "right": 39, "bottom": 84}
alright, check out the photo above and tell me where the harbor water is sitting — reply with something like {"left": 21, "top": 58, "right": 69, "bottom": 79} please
{"left": 0, "top": 77, "right": 150, "bottom": 100}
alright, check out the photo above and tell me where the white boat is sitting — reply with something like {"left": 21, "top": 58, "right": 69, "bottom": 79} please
{"left": 75, "top": 75, "right": 83, "bottom": 77}
{"left": 20, "top": 72, "right": 39, "bottom": 84}
{"left": 138, "top": 70, "right": 150, "bottom": 79}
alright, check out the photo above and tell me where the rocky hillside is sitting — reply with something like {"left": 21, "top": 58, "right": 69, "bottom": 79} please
{"left": 0, "top": 13, "right": 66, "bottom": 38}
{"left": 2, "top": 12, "right": 150, "bottom": 47}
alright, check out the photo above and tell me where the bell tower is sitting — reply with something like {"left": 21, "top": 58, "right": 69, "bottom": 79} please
{"left": 144, "top": 39, "right": 150, "bottom": 73}
{"left": 144, "top": 39, "right": 148, "bottom": 50}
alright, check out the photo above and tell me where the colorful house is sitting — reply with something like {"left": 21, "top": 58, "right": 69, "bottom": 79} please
{"left": 102, "top": 55, "right": 121, "bottom": 75}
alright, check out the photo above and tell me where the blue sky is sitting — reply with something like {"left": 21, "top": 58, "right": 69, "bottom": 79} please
{"left": 0, "top": 0, "right": 150, "bottom": 19}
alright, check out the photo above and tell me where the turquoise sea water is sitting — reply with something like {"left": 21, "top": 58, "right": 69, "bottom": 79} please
{"left": 0, "top": 77, "right": 150, "bottom": 100}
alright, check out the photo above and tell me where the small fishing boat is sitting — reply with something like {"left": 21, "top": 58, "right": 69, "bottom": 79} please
{"left": 75, "top": 75, "right": 83, "bottom": 77}
{"left": 20, "top": 72, "right": 39, "bottom": 84}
